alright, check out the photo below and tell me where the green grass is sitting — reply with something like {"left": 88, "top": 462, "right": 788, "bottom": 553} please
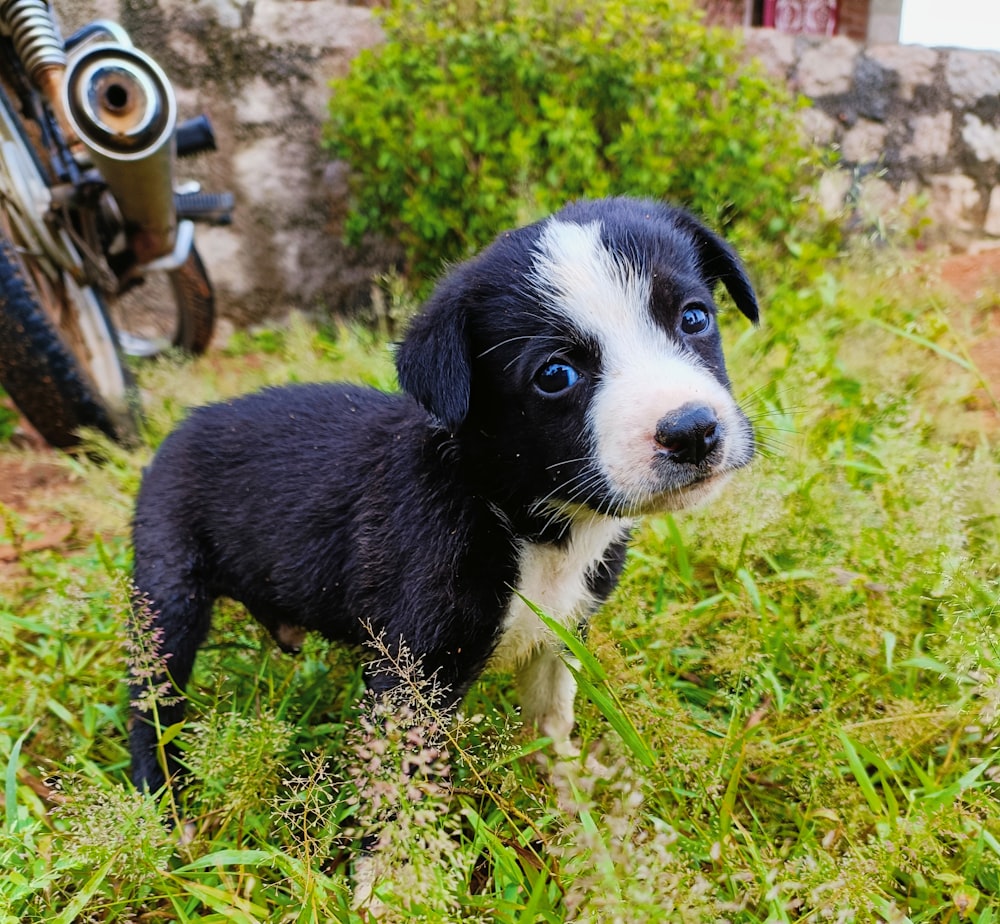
{"left": 1, "top": 257, "right": 998, "bottom": 922}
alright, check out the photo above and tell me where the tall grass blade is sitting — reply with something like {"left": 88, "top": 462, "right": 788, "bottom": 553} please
{"left": 718, "top": 742, "right": 747, "bottom": 844}
{"left": 835, "top": 730, "right": 887, "bottom": 819}
{"left": 51, "top": 857, "right": 115, "bottom": 924}
{"left": 172, "top": 849, "right": 273, "bottom": 872}
{"left": 868, "top": 318, "right": 976, "bottom": 373}
{"left": 5, "top": 724, "right": 33, "bottom": 833}
{"left": 172, "top": 877, "right": 270, "bottom": 921}
{"left": 921, "top": 751, "right": 998, "bottom": 810}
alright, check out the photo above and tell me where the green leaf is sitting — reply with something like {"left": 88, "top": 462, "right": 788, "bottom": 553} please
{"left": 51, "top": 857, "right": 115, "bottom": 924}
{"left": 172, "top": 878, "right": 271, "bottom": 921}
{"left": 5, "top": 725, "right": 32, "bottom": 833}
{"left": 172, "top": 849, "right": 274, "bottom": 873}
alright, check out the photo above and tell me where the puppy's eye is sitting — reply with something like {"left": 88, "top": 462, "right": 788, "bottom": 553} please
{"left": 680, "top": 304, "right": 711, "bottom": 335}
{"left": 534, "top": 362, "right": 580, "bottom": 396}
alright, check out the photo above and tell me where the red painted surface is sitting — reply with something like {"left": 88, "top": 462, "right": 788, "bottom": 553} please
{"left": 763, "top": 0, "right": 839, "bottom": 35}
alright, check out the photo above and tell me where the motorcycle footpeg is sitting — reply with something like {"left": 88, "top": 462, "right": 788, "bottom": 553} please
{"left": 176, "top": 115, "right": 217, "bottom": 158}
{"left": 174, "top": 190, "right": 235, "bottom": 225}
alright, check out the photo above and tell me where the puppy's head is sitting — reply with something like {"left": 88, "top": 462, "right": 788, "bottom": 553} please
{"left": 396, "top": 197, "right": 758, "bottom": 523}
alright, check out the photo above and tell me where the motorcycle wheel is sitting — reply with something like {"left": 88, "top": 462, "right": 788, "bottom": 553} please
{"left": 110, "top": 245, "right": 215, "bottom": 358}
{"left": 0, "top": 230, "right": 139, "bottom": 449}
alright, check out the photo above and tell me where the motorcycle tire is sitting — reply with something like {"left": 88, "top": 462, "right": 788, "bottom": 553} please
{"left": 111, "top": 245, "right": 215, "bottom": 358}
{"left": 0, "top": 234, "right": 139, "bottom": 449}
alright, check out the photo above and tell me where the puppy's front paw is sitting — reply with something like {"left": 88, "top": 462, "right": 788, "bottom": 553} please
{"left": 531, "top": 708, "right": 580, "bottom": 757}
{"left": 272, "top": 623, "right": 308, "bottom": 654}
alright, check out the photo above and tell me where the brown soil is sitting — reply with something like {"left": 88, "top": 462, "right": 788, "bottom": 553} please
{"left": 936, "top": 248, "right": 1000, "bottom": 424}
{"left": 0, "top": 445, "right": 81, "bottom": 578}
{"left": 937, "top": 248, "right": 1000, "bottom": 303}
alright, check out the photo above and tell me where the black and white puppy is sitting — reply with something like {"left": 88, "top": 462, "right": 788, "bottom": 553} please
{"left": 129, "top": 196, "right": 759, "bottom": 793}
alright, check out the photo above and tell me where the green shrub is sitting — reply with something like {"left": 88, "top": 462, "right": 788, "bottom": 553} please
{"left": 325, "top": 0, "right": 831, "bottom": 287}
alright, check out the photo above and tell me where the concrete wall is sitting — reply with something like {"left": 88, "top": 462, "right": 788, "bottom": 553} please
{"left": 54, "top": 3, "right": 1000, "bottom": 326}
{"left": 865, "top": 0, "right": 903, "bottom": 46}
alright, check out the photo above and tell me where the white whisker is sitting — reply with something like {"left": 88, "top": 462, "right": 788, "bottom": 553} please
{"left": 476, "top": 335, "right": 554, "bottom": 359}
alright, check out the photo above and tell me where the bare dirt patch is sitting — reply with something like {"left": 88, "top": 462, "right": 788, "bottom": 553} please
{"left": 937, "top": 248, "right": 1000, "bottom": 304}
{"left": 0, "top": 452, "right": 81, "bottom": 578}
{"left": 0, "top": 454, "right": 76, "bottom": 512}
{"left": 936, "top": 248, "right": 1000, "bottom": 426}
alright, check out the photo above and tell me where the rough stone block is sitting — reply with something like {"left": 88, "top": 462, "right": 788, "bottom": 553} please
{"left": 57, "top": 0, "right": 123, "bottom": 32}
{"left": 273, "top": 228, "right": 344, "bottom": 301}
{"left": 194, "top": 226, "right": 252, "bottom": 297}
{"left": 852, "top": 56, "right": 896, "bottom": 121}
{"left": 166, "top": 29, "right": 211, "bottom": 69}
{"left": 817, "top": 169, "right": 853, "bottom": 218}
{"left": 841, "top": 119, "right": 889, "bottom": 164}
{"left": 902, "top": 111, "right": 952, "bottom": 162}
{"left": 796, "top": 35, "right": 859, "bottom": 97}
{"left": 741, "top": 27, "right": 797, "bottom": 79}
{"left": 234, "top": 77, "right": 291, "bottom": 127}
{"left": 303, "top": 53, "right": 360, "bottom": 122}
{"left": 962, "top": 114, "right": 1000, "bottom": 163}
{"left": 946, "top": 49, "right": 1000, "bottom": 106}
{"left": 856, "top": 175, "right": 900, "bottom": 224}
{"left": 233, "top": 137, "right": 315, "bottom": 220}
{"left": 247, "top": 0, "right": 383, "bottom": 51}
{"left": 160, "top": 0, "right": 248, "bottom": 30}
{"left": 866, "top": 44, "right": 938, "bottom": 102}
{"left": 799, "top": 107, "right": 839, "bottom": 145}
{"left": 928, "top": 173, "right": 982, "bottom": 232}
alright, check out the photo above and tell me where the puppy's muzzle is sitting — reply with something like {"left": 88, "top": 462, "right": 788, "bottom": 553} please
{"left": 654, "top": 403, "right": 720, "bottom": 466}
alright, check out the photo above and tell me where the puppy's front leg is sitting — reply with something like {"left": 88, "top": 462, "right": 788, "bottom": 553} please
{"left": 516, "top": 646, "right": 579, "bottom": 755}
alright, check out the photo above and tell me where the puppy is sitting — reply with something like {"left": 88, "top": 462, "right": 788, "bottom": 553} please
{"left": 129, "top": 196, "right": 759, "bottom": 794}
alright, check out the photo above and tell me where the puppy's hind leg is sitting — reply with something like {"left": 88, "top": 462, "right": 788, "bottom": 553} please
{"left": 128, "top": 555, "right": 212, "bottom": 795}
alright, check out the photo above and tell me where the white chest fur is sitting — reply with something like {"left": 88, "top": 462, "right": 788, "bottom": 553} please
{"left": 488, "top": 515, "right": 627, "bottom": 672}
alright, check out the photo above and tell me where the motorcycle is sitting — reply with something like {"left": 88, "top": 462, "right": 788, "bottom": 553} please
{"left": 0, "top": 1, "right": 232, "bottom": 448}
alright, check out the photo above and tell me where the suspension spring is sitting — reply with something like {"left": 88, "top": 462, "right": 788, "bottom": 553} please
{"left": 0, "top": 0, "right": 66, "bottom": 86}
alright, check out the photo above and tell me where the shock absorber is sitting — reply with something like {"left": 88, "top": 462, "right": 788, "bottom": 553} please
{"left": 0, "top": 0, "right": 66, "bottom": 82}
{"left": 0, "top": 0, "right": 73, "bottom": 136}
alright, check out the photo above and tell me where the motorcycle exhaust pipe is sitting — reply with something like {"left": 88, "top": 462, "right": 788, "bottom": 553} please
{"left": 61, "top": 42, "right": 178, "bottom": 264}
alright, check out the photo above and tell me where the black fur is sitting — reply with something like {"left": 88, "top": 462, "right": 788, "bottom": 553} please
{"left": 129, "top": 197, "right": 758, "bottom": 793}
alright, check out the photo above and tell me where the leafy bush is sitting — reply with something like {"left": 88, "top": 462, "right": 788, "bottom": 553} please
{"left": 325, "top": 0, "right": 830, "bottom": 286}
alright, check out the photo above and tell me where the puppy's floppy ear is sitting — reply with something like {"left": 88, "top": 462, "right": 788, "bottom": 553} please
{"left": 674, "top": 211, "right": 760, "bottom": 324}
{"left": 395, "top": 281, "right": 471, "bottom": 433}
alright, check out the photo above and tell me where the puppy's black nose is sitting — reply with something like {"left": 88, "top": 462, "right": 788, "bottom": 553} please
{"left": 655, "top": 404, "right": 720, "bottom": 464}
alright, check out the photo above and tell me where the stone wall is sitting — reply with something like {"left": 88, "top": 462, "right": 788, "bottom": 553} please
{"left": 744, "top": 29, "right": 1000, "bottom": 246}
{"left": 54, "top": 4, "right": 1000, "bottom": 325}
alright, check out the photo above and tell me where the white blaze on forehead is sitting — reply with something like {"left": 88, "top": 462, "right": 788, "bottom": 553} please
{"left": 531, "top": 219, "right": 653, "bottom": 342}
{"left": 532, "top": 217, "right": 751, "bottom": 508}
